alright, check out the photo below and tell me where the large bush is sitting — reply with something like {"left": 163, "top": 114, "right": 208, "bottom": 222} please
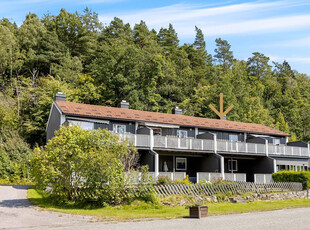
{"left": 31, "top": 125, "right": 152, "bottom": 205}
{"left": 272, "top": 171, "right": 310, "bottom": 189}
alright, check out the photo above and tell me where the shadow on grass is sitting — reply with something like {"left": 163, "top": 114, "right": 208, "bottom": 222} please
{"left": 28, "top": 194, "right": 103, "bottom": 212}
{"left": 28, "top": 187, "right": 190, "bottom": 219}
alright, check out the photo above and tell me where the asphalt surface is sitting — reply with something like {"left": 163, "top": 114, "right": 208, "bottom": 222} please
{"left": 1, "top": 185, "right": 310, "bottom": 230}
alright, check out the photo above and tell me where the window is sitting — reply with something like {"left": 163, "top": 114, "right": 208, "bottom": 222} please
{"left": 152, "top": 128, "right": 162, "bottom": 136}
{"left": 177, "top": 130, "right": 188, "bottom": 138}
{"left": 273, "top": 138, "right": 280, "bottom": 145}
{"left": 68, "top": 120, "right": 94, "bottom": 130}
{"left": 113, "top": 124, "right": 126, "bottom": 134}
{"left": 176, "top": 158, "right": 187, "bottom": 170}
{"left": 229, "top": 134, "right": 238, "bottom": 142}
{"left": 228, "top": 160, "right": 238, "bottom": 172}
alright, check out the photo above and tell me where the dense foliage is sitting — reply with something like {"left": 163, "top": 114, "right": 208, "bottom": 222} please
{"left": 272, "top": 171, "right": 310, "bottom": 189}
{"left": 0, "top": 8, "right": 309, "bottom": 155}
{"left": 31, "top": 125, "right": 154, "bottom": 205}
{"left": 0, "top": 127, "right": 32, "bottom": 182}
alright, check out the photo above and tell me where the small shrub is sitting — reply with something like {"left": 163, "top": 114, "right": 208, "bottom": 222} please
{"left": 272, "top": 171, "right": 310, "bottom": 189}
{"left": 215, "top": 192, "right": 226, "bottom": 202}
{"left": 226, "top": 191, "right": 233, "bottom": 197}
{"left": 211, "top": 177, "right": 237, "bottom": 185}
{"left": 198, "top": 180, "right": 211, "bottom": 185}
{"left": 157, "top": 176, "right": 172, "bottom": 185}
{"left": 211, "top": 177, "right": 224, "bottom": 184}
{"left": 173, "top": 175, "right": 192, "bottom": 185}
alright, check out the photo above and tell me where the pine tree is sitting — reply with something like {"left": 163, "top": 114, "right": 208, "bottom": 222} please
{"left": 214, "top": 38, "right": 234, "bottom": 68}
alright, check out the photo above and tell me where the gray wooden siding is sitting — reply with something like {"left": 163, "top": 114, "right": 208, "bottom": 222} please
{"left": 267, "top": 137, "right": 286, "bottom": 144}
{"left": 162, "top": 127, "right": 195, "bottom": 137}
{"left": 46, "top": 103, "right": 61, "bottom": 142}
{"left": 94, "top": 123, "right": 108, "bottom": 130}
{"left": 216, "top": 131, "right": 244, "bottom": 141}
{"left": 287, "top": 141, "right": 308, "bottom": 148}
{"left": 108, "top": 121, "right": 136, "bottom": 134}
{"left": 137, "top": 127, "right": 151, "bottom": 135}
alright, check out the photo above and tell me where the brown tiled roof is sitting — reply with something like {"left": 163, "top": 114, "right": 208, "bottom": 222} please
{"left": 55, "top": 101, "right": 289, "bottom": 136}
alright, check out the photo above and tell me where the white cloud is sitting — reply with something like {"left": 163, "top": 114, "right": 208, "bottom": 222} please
{"left": 200, "top": 14, "right": 310, "bottom": 36}
{"left": 99, "top": 1, "right": 283, "bottom": 26}
{"left": 275, "top": 36, "right": 310, "bottom": 47}
{"left": 269, "top": 55, "right": 310, "bottom": 64}
{"left": 99, "top": 0, "right": 310, "bottom": 38}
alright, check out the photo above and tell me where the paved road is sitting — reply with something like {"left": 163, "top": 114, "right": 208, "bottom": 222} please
{"left": 1, "top": 185, "right": 310, "bottom": 230}
{"left": 0, "top": 185, "right": 94, "bottom": 229}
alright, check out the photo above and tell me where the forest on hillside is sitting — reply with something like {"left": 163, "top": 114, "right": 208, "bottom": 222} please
{"left": 0, "top": 8, "right": 310, "bottom": 155}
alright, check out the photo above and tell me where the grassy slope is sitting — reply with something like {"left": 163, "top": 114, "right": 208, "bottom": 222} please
{"left": 28, "top": 187, "right": 310, "bottom": 220}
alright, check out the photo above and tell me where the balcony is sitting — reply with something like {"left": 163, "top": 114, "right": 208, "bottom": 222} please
{"left": 153, "top": 136, "right": 214, "bottom": 151}
{"left": 268, "top": 144, "right": 309, "bottom": 157}
{"left": 117, "top": 133, "right": 309, "bottom": 157}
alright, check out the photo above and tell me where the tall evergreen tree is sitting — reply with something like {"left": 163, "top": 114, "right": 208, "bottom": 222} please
{"left": 157, "top": 24, "right": 179, "bottom": 55}
{"left": 247, "top": 52, "right": 271, "bottom": 78}
{"left": 214, "top": 38, "right": 234, "bottom": 67}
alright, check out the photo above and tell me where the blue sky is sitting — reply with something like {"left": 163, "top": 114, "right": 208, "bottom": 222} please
{"left": 2, "top": 0, "right": 310, "bottom": 75}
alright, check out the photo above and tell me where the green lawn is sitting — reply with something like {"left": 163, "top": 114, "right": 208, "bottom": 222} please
{"left": 27, "top": 187, "right": 310, "bottom": 220}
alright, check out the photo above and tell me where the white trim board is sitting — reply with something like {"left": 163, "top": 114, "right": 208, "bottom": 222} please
{"left": 143, "top": 122, "right": 179, "bottom": 128}
{"left": 66, "top": 116, "right": 109, "bottom": 124}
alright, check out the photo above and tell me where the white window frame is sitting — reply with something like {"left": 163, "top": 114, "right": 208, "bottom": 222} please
{"left": 228, "top": 160, "right": 238, "bottom": 172}
{"left": 113, "top": 124, "right": 126, "bottom": 134}
{"left": 177, "top": 130, "right": 188, "bottom": 138}
{"left": 176, "top": 157, "right": 187, "bottom": 170}
{"left": 229, "top": 134, "right": 238, "bottom": 142}
{"left": 68, "top": 120, "right": 94, "bottom": 130}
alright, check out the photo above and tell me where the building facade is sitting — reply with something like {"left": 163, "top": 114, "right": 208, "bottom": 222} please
{"left": 46, "top": 93, "right": 310, "bottom": 183}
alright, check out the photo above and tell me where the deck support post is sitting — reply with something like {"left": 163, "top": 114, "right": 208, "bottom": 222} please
{"left": 213, "top": 132, "right": 224, "bottom": 181}
{"left": 150, "top": 129, "right": 159, "bottom": 178}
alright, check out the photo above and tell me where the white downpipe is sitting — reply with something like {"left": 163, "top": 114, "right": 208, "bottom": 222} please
{"left": 195, "top": 127, "right": 198, "bottom": 138}
{"left": 265, "top": 139, "right": 269, "bottom": 156}
{"left": 214, "top": 133, "right": 217, "bottom": 153}
{"left": 150, "top": 128, "right": 154, "bottom": 150}
{"left": 221, "top": 156, "right": 225, "bottom": 180}
{"left": 154, "top": 152, "right": 159, "bottom": 179}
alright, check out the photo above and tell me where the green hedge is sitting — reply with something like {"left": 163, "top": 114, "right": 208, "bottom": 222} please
{"left": 272, "top": 171, "right": 310, "bottom": 189}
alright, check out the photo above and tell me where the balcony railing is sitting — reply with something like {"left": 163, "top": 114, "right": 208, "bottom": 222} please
{"left": 217, "top": 140, "right": 266, "bottom": 154}
{"left": 117, "top": 133, "right": 309, "bottom": 157}
{"left": 153, "top": 136, "right": 214, "bottom": 151}
{"left": 268, "top": 144, "right": 309, "bottom": 157}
